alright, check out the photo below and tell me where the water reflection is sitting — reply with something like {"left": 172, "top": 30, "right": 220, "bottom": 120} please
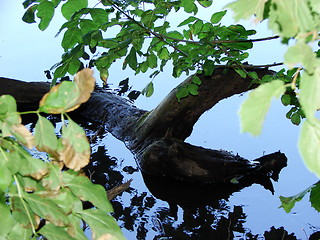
{"left": 83, "top": 133, "right": 310, "bottom": 240}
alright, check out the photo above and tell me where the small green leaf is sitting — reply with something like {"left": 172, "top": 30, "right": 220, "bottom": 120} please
{"left": 187, "top": 84, "right": 199, "bottom": 96}
{"left": 239, "top": 80, "right": 285, "bottom": 136}
{"left": 176, "top": 86, "right": 189, "bottom": 102}
{"left": 198, "top": 0, "right": 212, "bottom": 8}
{"left": 124, "top": 47, "right": 138, "bottom": 70}
{"left": 35, "top": 116, "right": 59, "bottom": 158}
{"left": 192, "top": 75, "right": 202, "bottom": 85}
{"left": 177, "top": 16, "right": 198, "bottom": 27}
{"left": 0, "top": 95, "right": 17, "bottom": 114}
{"left": 22, "top": 6, "right": 36, "bottom": 23}
{"left": 36, "top": 0, "right": 55, "bottom": 30}
{"left": 235, "top": 68, "right": 247, "bottom": 78}
{"left": 142, "top": 82, "right": 154, "bottom": 98}
{"left": 310, "top": 182, "right": 320, "bottom": 212}
{"left": 210, "top": 10, "right": 227, "bottom": 24}
{"left": 61, "top": 0, "right": 88, "bottom": 20}
{"left": 158, "top": 47, "right": 170, "bottom": 60}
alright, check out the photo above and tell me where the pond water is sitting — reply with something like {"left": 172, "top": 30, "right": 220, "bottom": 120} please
{"left": 1, "top": 1, "right": 320, "bottom": 239}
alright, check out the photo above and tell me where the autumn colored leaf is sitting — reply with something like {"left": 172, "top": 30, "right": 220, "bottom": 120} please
{"left": 73, "top": 68, "right": 95, "bottom": 104}
{"left": 60, "top": 118, "right": 90, "bottom": 171}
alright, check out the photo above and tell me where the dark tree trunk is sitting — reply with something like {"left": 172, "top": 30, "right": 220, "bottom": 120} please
{"left": 0, "top": 67, "right": 287, "bottom": 189}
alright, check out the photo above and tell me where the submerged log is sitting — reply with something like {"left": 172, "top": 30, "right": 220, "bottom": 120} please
{"left": 0, "top": 67, "right": 287, "bottom": 186}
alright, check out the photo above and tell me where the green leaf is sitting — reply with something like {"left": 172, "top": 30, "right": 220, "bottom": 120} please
{"left": 78, "top": 209, "right": 126, "bottom": 240}
{"left": 39, "top": 81, "right": 80, "bottom": 114}
{"left": 6, "top": 222, "right": 33, "bottom": 240}
{"left": 158, "top": 47, "right": 170, "bottom": 60}
{"left": 0, "top": 95, "right": 17, "bottom": 114}
{"left": 284, "top": 42, "right": 316, "bottom": 73}
{"left": 124, "top": 47, "right": 138, "bottom": 70}
{"left": 24, "top": 193, "right": 69, "bottom": 227}
{"left": 36, "top": 0, "right": 55, "bottom": 31}
{"left": 181, "top": 0, "right": 198, "bottom": 14}
{"left": 235, "top": 68, "right": 247, "bottom": 78}
{"left": 187, "top": 84, "right": 199, "bottom": 96}
{"left": 210, "top": 10, "right": 227, "bottom": 24}
{"left": 268, "top": 0, "right": 315, "bottom": 37}
{"left": 42, "top": 164, "right": 62, "bottom": 191}
{"left": 18, "top": 153, "right": 49, "bottom": 180}
{"left": 192, "top": 75, "right": 202, "bottom": 85}
{"left": 197, "top": 0, "right": 212, "bottom": 8}
{"left": 226, "top": 0, "right": 267, "bottom": 22}
{"left": 62, "top": 172, "right": 113, "bottom": 212}
{"left": 142, "top": 82, "right": 154, "bottom": 98}
{"left": 22, "top": 6, "right": 36, "bottom": 23}
{"left": 62, "top": 27, "right": 83, "bottom": 50}
{"left": 90, "top": 8, "right": 109, "bottom": 25}
{"left": 310, "top": 182, "right": 320, "bottom": 212}
{"left": 176, "top": 86, "right": 189, "bottom": 102}
{"left": 177, "top": 16, "right": 198, "bottom": 27}
{"left": 299, "top": 120, "right": 320, "bottom": 177}
{"left": 10, "top": 193, "right": 39, "bottom": 229}
{"left": 299, "top": 68, "right": 320, "bottom": 118}
{"left": 279, "top": 185, "right": 313, "bottom": 213}
{"left": 35, "top": 116, "right": 59, "bottom": 158}
{"left": 0, "top": 203, "right": 16, "bottom": 238}
{"left": 239, "top": 80, "right": 285, "bottom": 136}
{"left": 61, "top": 0, "right": 88, "bottom": 20}
{"left": 39, "top": 223, "right": 76, "bottom": 240}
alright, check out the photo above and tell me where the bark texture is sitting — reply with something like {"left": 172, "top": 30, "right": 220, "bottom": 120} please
{"left": 0, "top": 67, "right": 287, "bottom": 186}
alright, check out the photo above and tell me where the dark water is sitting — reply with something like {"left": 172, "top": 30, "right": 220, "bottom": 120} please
{"left": 81, "top": 93, "right": 320, "bottom": 240}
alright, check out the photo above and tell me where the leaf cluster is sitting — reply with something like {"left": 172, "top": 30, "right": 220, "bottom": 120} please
{"left": 0, "top": 69, "right": 124, "bottom": 239}
{"left": 22, "top": 0, "right": 256, "bottom": 96}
